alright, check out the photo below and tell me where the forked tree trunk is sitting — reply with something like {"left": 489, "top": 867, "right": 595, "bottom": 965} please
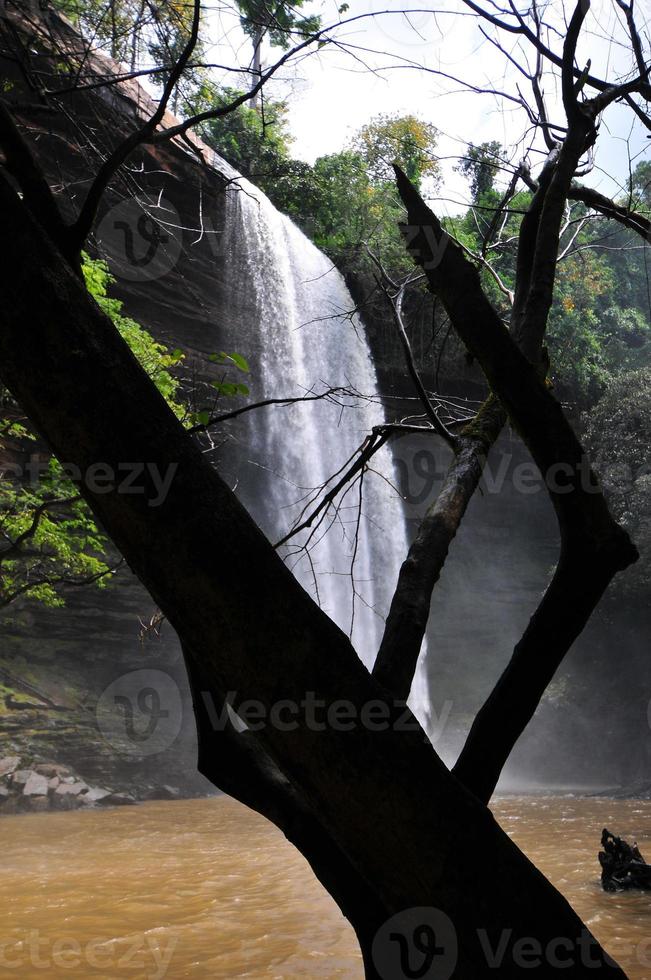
{"left": 392, "top": 166, "right": 638, "bottom": 805}
{"left": 0, "top": 174, "right": 628, "bottom": 977}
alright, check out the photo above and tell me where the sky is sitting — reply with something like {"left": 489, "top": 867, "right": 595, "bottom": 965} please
{"left": 202, "top": 0, "right": 650, "bottom": 214}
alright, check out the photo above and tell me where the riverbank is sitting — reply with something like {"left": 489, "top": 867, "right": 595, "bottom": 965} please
{"left": 3, "top": 748, "right": 649, "bottom": 817}
{"left": 0, "top": 753, "right": 204, "bottom": 815}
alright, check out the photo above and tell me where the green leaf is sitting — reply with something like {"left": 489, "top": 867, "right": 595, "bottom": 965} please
{"left": 228, "top": 352, "right": 250, "bottom": 373}
{"left": 209, "top": 351, "right": 250, "bottom": 372}
{"left": 211, "top": 381, "right": 238, "bottom": 396}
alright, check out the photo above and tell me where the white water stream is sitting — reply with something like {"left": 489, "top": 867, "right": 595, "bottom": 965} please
{"left": 217, "top": 165, "right": 430, "bottom": 724}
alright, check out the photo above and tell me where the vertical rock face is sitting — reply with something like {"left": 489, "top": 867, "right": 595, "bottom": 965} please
{"left": 0, "top": 31, "right": 243, "bottom": 798}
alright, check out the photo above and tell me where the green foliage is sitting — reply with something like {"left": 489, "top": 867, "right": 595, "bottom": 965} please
{"left": 452, "top": 181, "right": 650, "bottom": 406}
{"left": 203, "top": 90, "right": 292, "bottom": 182}
{"left": 208, "top": 351, "right": 251, "bottom": 397}
{"left": 237, "top": 0, "right": 320, "bottom": 49}
{"left": 0, "top": 255, "right": 252, "bottom": 612}
{"left": 0, "top": 466, "right": 110, "bottom": 609}
{"left": 210, "top": 351, "right": 250, "bottom": 373}
{"left": 546, "top": 248, "right": 613, "bottom": 402}
{"left": 546, "top": 241, "right": 649, "bottom": 404}
{"left": 204, "top": 102, "right": 420, "bottom": 277}
{"left": 82, "top": 255, "right": 186, "bottom": 415}
{"left": 351, "top": 113, "right": 441, "bottom": 189}
{"left": 0, "top": 256, "right": 187, "bottom": 610}
{"left": 631, "top": 160, "right": 651, "bottom": 207}
{"left": 456, "top": 141, "right": 504, "bottom": 201}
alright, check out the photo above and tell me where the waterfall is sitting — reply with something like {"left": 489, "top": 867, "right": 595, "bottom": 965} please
{"left": 215, "top": 163, "right": 430, "bottom": 726}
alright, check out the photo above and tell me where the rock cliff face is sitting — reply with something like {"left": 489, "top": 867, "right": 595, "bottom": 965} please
{"left": 0, "top": 13, "right": 648, "bottom": 803}
{"left": 0, "top": 15, "right": 241, "bottom": 803}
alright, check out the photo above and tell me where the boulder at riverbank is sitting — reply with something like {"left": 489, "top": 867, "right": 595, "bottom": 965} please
{"left": 0, "top": 754, "right": 138, "bottom": 814}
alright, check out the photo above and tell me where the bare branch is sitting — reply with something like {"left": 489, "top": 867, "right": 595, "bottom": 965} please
{"left": 187, "top": 386, "right": 365, "bottom": 435}
{"left": 68, "top": 0, "right": 202, "bottom": 250}
{"left": 274, "top": 429, "right": 390, "bottom": 549}
{"left": 367, "top": 250, "right": 457, "bottom": 449}
{"left": 373, "top": 396, "right": 506, "bottom": 700}
{"left": 568, "top": 182, "right": 651, "bottom": 240}
{"left": 561, "top": 0, "right": 590, "bottom": 119}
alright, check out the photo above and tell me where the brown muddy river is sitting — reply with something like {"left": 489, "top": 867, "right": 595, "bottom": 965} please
{"left": 1, "top": 795, "right": 649, "bottom": 978}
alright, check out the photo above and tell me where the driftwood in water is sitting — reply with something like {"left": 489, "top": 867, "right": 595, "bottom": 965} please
{"left": 599, "top": 828, "right": 651, "bottom": 891}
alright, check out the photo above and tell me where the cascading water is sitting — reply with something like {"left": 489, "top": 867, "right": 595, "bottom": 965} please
{"left": 215, "top": 161, "right": 430, "bottom": 725}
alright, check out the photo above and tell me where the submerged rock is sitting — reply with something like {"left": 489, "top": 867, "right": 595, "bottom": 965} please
{"left": 143, "top": 785, "right": 181, "bottom": 801}
{"left": 81, "top": 786, "right": 112, "bottom": 803}
{"left": 97, "top": 792, "right": 136, "bottom": 807}
{"left": 599, "top": 828, "right": 651, "bottom": 891}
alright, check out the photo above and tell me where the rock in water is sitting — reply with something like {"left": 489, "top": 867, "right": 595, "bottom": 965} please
{"left": 81, "top": 786, "right": 112, "bottom": 803}
{"left": 599, "top": 828, "right": 651, "bottom": 891}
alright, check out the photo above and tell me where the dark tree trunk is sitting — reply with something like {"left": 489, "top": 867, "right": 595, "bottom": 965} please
{"left": 373, "top": 396, "right": 505, "bottom": 699}
{"left": 393, "top": 166, "right": 638, "bottom": 806}
{"left": 0, "top": 173, "right": 629, "bottom": 977}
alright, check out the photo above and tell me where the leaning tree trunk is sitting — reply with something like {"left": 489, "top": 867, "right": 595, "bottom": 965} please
{"left": 0, "top": 172, "right": 628, "bottom": 977}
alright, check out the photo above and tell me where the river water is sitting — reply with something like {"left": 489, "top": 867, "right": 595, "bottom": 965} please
{"left": 1, "top": 795, "right": 649, "bottom": 978}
